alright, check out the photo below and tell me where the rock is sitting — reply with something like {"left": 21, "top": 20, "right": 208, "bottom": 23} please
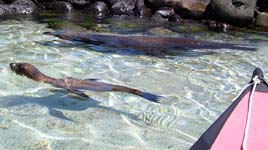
{"left": 204, "top": 20, "right": 232, "bottom": 32}
{"left": 151, "top": 7, "right": 176, "bottom": 23}
{"left": 0, "top": 5, "right": 7, "bottom": 16}
{"left": 111, "top": 0, "right": 136, "bottom": 16}
{"left": 42, "top": 1, "right": 73, "bottom": 12}
{"left": 32, "top": 0, "right": 48, "bottom": 1}
{"left": 87, "top": 1, "right": 109, "bottom": 19}
{"left": 205, "top": 0, "right": 257, "bottom": 26}
{"left": 0, "top": 1, "right": 4, "bottom": 4}
{"left": 144, "top": 0, "right": 164, "bottom": 9}
{"left": 147, "top": 27, "right": 178, "bottom": 36}
{"left": 256, "top": 12, "right": 268, "bottom": 27}
{"left": 12, "top": 0, "right": 36, "bottom": 7}
{"left": 101, "top": 0, "right": 117, "bottom": 6}
{"left": 134, "top": 6, "right": 152, "bottom": 17}
{"left": 145, "top": 0, "right": 210, "bottom": 18}
{"left": 168, "top": 14, "right": 181, "bottom": 22}
{"left": 134, "top": 0, "right": 152, "bottom": 17}
{"left": 0, "top": 0, "right": 36, "bottom": 16}
{"left": 151, "top": 12, "right": 168, "bottom": 24}
{"left": 67, "top": 0, "right": 90, "bottom": 9}
{"left": 156, "top": 7, "right": 174, "bottom": 18}
{"left": 257, "top": 0, "right": 268, "bottom": 12}
{"left": 2, "top": 0, "right": 15, "bottom": 4}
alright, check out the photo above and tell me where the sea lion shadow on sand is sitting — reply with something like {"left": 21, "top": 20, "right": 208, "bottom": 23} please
{"left": 0, "top": 94, "right": 138, "bottom": 122}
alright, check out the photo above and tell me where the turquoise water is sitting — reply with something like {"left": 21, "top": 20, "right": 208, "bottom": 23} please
{"left": 0, "top": 16, "right": 268, "bottom": 150}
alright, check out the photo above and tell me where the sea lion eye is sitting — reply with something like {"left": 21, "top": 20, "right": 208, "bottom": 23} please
{"left": 18, "top": 64, "right": 25, "bottom": 72}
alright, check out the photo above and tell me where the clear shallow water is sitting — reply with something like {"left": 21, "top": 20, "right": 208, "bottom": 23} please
{"left": 0, "top": 17, "right": 268, "bottom": 150}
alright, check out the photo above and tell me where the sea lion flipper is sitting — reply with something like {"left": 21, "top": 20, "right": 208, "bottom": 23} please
{"left": 65, "top": 88, "right": 89, "bottom": 99}
{"left": 139, "top": 92, "right": 162, "bottom": 103}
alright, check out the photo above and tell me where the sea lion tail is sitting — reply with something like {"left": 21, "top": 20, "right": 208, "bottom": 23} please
{"left": 139, "top": 92, "right": 162, "bottom": 103}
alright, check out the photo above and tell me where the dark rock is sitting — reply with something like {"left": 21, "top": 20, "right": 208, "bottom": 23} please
{"left": 168, "top": 14, "right": 181, "bottom": 22}
{"left": 205, "top": 0, "right": 257, "bottom": 26}
{"left": 156, "top": 7, "right": 174, "bottom": 18}
{"left": 0, "top": 0, "right": 36, "bottom": 16}
{"left": 2, "top": 0, "right": 15, "bottom": 4}
{"left": 100, "top": 0, "right": 117, "bottom": 7}
{"left": 204, "top": 20, "right": 232, "bottom": 32}
{"left": 135, "top": 6, "right": 152, "bottom": 17}
{"left": 42, "top": 1, "right": 73, "bottom": 12}
{"left": 134, "top": 0, "right": 152, "bottom": 17}
{"left": 256, "top": 12, "right": 268, "bottom": 27}
{"left": 144, "top": 0, "right": 164, "bottom": 9}
{"left": 67, "top": 0, "right": 90, "bottom": 9}
{"left": 87, "top": 1, "right": 109, "bottom": 19}
{"left": 111, "top": 0, "right": 136, "bottom": 16}
{"left": 0, "top": 0, "right": 4, "bottom": 4}
{"left": 151, "top": 7, "right": 176, "bottom": 23}
{"left": 257, "top": 0, "right": 268, "bottom": 12}
{"left": 145, "top": 0, "right": 210, "bottom": 18}
{"left": 34, "top": 0, "right": 56, "bottom": 2}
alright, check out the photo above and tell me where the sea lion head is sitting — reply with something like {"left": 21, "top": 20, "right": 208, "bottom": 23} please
{"left": 10, "top": 63, "right": 42, "bottom": 80}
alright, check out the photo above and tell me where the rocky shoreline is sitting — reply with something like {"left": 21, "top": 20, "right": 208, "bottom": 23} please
{"left": 0, "top": 0, "right": 268, "bottom": 32}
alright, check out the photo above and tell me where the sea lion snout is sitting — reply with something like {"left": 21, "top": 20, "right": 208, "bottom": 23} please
{"left": 10, "top": 63, "right": 16, "bottom": 69}
{"left": 10, "top": 63, "right": 18, "bottom": 73}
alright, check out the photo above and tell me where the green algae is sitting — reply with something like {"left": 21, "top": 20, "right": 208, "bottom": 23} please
{"left": 79, "top": 16, "right": 95, "bottom": 29}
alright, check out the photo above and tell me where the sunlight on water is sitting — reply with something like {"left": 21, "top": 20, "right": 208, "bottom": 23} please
{"left": 0, "top": 18, "right": 268, "bottom": 150}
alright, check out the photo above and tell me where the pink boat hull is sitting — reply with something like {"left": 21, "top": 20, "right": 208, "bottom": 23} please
{"left": 191, "top": 68, "right": 268, "bottom": 150}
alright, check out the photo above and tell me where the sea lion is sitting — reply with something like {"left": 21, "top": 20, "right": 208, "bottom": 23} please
{"left": 44, "top": 30, "right": 256, "bottom": 55}
{"left": 10, "top": 63, "right": 161, "bottom": 103}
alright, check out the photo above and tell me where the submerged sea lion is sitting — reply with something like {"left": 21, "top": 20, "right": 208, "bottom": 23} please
{"left": 10, "top": 63, "right": 161, "bottom": 103}
{"left": 44, "top": 30, "right": 256, "bottom": 55}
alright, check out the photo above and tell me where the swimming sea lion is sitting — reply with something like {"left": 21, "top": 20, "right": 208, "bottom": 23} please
{"left": 44, "top": 30, "right": 256, "bottom": 54}
{"left": 10, "top": 63, "right": 161, "bottom": 103}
